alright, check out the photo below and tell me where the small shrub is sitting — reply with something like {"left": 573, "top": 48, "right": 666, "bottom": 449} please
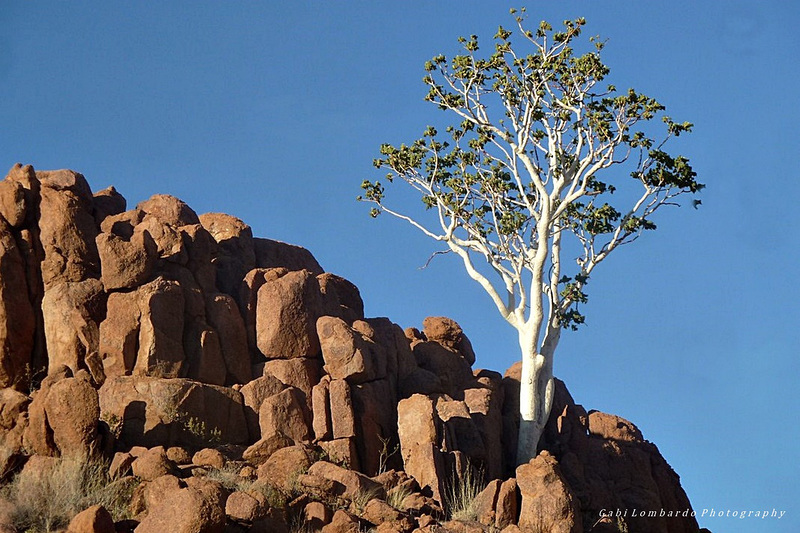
{"left": 376, "top": 435, "right": 400, "bottom": 475}
{"left": 183, "top": 416, "right": 223, "bottom": 446}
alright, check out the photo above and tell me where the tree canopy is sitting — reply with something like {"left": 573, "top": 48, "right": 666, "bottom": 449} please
{"left": 360, "top": 9, "right": 702, "bottom": 463}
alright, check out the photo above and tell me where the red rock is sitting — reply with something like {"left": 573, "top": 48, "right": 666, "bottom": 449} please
{"left": 256, "top": 444, "right": 314, "bottom": 492}
{"left": 398, "top": 367, "right": 444, "bottom": 399}
{"left": 516, "top": 451, "right": 581, "bottom": 533}
{"left": 317, "top": 316, "right": 386, "bottom": 384}
{"left": 96, "top": 228, "right": 156, "bottom": 291}
{"left": 240, "top": 267, "right": 286, "bottom": 357}
{"left": 199, "top": 213, "right": 256, "bottom": 303}
{"left": 494, "top": 478, "right": 518, "bottom": 529}
{"left": 109, "top": 452, "right": 134, "bottom": 479}
{"left": 259, "top": 387, "right": 312, "bottom": 442}
{"left": 192, "top": 448, "right": 226, "bottom": 469}
{"left": 329, "top": 379, "right": 355, "bottom": 439}
{"left": 66, "top": 504, "right": 114, "bottom": 533}
{"left": 362, "top": 499, "right": 413, "bottom": 530}
{"left": 98, "top": 290, "right": 139, "bottom": 378}
{"left": 261, "top": 357, "right": 322, "bottom": 408}
{"left": 184, "top": 321, "right": 226, "bottom": 386}
{"left": 44, "top": 376, "right": 100, "bottom": 457}
{"left": 463, "top": 385, "right": 503, "bottom": 480}
{"left": 98, "top": 376, "right": 249, "bottom": 448}
{"left": 411, "top": 340, "right": 474, "bottom": 397}
{"left": 166, "top": 446, "right": 192, "bottom": 465}
{"left": 317, "top": 272, "right": 364, "bottom": 322}
{"left": 42, "top": 279, "right": 105, "bottom": 375}
{"left": 92, "top": 185, "right": 126, "bottom": 225}
{"left": 307, "top": 461, "right": 384, "bottom": 502}
{"left": 397, "top": 394, "right": 445, "bottom": 503}
{"left": 351, "top": 379, "right": 399, "bottom": 476}
{"left": 205, "top": 293, "right": 251, "bottom": 385}
{"left": 240, "top": 374, "right": 287, "bottom": 440}
{"left": 0, "top": 388, "right": 29, "bottom": 449}
{"left": 587, "top": 411, "right": 644, "bottom": 442}
{"left": 0, "top": 216, "right": 35, "bottom": 388}
{"left": 131, "top": 446, "right": 178, "bottom": 481}
{"left": 257, "top": 269, "right": 323, "bottom": 358}
{"left": 243, "top": 432, "right": 294, "bottom": 465}
{"left": 133, "top": 278, "right": 186, "bottom": 378}
{"left": 143, "top": 474, "right": 183, "bottom": 511}
{"left": 135, "top": 213, "right": 186, "bottom": 263}
{"left": 312, "top": 377, "right": 332, "bottom": 440}
{"left": 134, "top": 484, "right": 225, "bottom": 533}
{"left": 0, "top": 172, "right": 28, "bottom": 228}
{"left": 136, "top": 194, "right": 200, "bottom": 227}
{"left": 226, "top": 490, "right": 265, "bottom": 522}
{"left": 22, "top": 367, "right": 72, "bottom": 456}
{"left": 253, "top": 237, "right": 323, "bottom": 274}
{"left": 472, "top": 479, "right": 501, "bottom": 526}
{"left": 365, "top": 317, "right": 417, "bottom": 384}
{"left": 320, "top": 509, "right": 360, "bottom": 533}
{"left": 304, "top": 501, "right": 333, "bottom": 530}
{"left": 422, "top": 316, "right": 476, "bottom": 366}
{"left": 435, "top": 398, "right": 485, "bottom": 463}
{"left": 319, "top": 438, "right": 359, "bottom": 471}
{"left": 36, "top": 169, "right": 100, "bottom": 288}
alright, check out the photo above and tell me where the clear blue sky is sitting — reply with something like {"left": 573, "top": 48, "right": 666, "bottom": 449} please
{"left": 2, "top": 2, "right": 797, "bottom": 531}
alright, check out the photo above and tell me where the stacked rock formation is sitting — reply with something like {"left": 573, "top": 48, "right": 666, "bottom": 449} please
{"left": 0, "top": 164, "right": 704, "bottom": 533}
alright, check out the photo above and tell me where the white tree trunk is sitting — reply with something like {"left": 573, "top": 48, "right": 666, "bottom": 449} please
{"left": 515, "top": 332, "right": 555, "bottom": 466}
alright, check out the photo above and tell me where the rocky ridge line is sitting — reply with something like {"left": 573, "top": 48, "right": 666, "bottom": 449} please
{"left": 0, "top": 164, "right": 705, "bottom": 533}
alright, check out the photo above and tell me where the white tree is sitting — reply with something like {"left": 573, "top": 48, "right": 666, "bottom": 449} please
{"left": 360, "top": 11, "right": 702, "bottom": 466}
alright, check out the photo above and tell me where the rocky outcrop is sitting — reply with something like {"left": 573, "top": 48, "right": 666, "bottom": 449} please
{"left": 0, "top": 164, "right": 702, "bottom": 533}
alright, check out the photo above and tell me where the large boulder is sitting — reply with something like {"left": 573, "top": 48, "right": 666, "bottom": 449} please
{"left": 258, "top": 387, "right": 312, "bottom": 443}
{"left": 23, "top": 369, "right": 101, "bottom": 458}
{"left": 91, "top": 185, "right": 126, "bottom": 225}
{"left": 422, "top": 316, "right": 476, "bottom": 366}
{"left": 240, "top": 267, "right": 285, "bottom": 357}
{"left": 536, "top": 377, "right": 700, "bottom": 533}
{"left": 99, "top": 277, "right": 187, "bottom": 379}
{"left": 411, "top": 340, "right": 474, "bottom": 398}
{"left": 95, "top": 226, "right": 157, "bottom": 290}
{"left": 133, "top": 278, "right": 186, "bottom": 377}
{"left": 134, "top": 483, "right": 225, "bottom": 533}
{"left": 240, "top": 374, "right": 287, "bottom": 441}
{"left": 36, "top": 169, "right": 100, "bottom": 288}
{"left": 516, "top": 450, "right": 582, "bottom": 533}
{"left": 136, "top": 194, "right": 200, "bottom": 227}
{"left": 42, "top": 279, "right": 105, "bottom": 374}
{"left": 397, "top": 394, "right": 445, "bottom": 502}
{"left": 317, "top": 273, "right": 364, "bottom": 323}
{"left": 67, "top": 504, "right": 115, "bottom": 533}
{"left": 317, "top": 316, "right": 386, "bottom": 384}
{"left": 260, "top": 357, "right": 321, "bottom": 408}
{"left": 351, "top": 379, "right": 399, "bottom": 476}
{"left": 205, "top": 293, "right": 251, "bottom": 385}
{"left": 253, "top": 237, "right": 323, "bottom": 274}
{"left": 98, "top": 376, "right": 248, "bottom": 448}
{"left": 256, "top": 269, "right": 323, "bottom": 359}
{"left": 44, "top": 375, "right": 101, "bottom": 457}
{"left": 198, "top": 213, "right": 256, "bottom": 303}
{"left": 0, "top": 216, "right": 35, "bottom": 388}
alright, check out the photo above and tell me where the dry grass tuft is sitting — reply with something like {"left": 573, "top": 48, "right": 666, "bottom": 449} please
{"left": 0, "top": 454, "right": 133, "bottom": 532}
{"left": 443, "top": 461, "right": 485, "bottom": 522}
